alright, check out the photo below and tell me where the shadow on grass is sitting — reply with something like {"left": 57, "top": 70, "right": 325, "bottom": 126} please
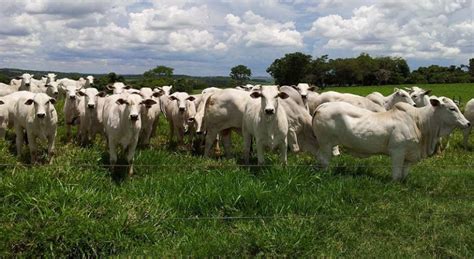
{"left": 100, "top": 152, "right": 130, "bottom": 184}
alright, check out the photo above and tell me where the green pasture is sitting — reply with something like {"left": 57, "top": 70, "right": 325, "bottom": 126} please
{"left": 0, "top": 83, "right": 473, "bottom": 257}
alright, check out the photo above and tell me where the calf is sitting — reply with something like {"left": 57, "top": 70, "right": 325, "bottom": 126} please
{"left": 138, "top": 87, "right": 163, "bottom": 146}
{"left": 103, "top": 93, "right": 155, "bottom": 175}
{"left": 405, "top": 86, "right": 431, "bottom": 107}
{"left": 312, "top": 98, "right": 470, "bottom": 180}
{"left": 243, "top": 85, "right": 289, "bottom": 165}
{"left": 14, "top": 92, "right": 57, "bottom": 163}
{"left": 61, "top": 81, "right": 84, "bottom": 141}
{"left": 76, "top": 88, "right": 107, "bottom": 145}
{"left": 163, "top": 92, "right": 196, "bottom": 145}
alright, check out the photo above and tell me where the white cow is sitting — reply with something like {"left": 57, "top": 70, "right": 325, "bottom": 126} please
{"left": 236, "top": 84, "right": 256, "bottom": 91}
{"left": 61, "top": 82, "right": 84, "bottom": 141}
{"left": 195, "top": 88, "right": 252, "bottom": 158}
{"left": 103, "top": 93, "right": 153, "bottom": 175}
{"left": 163, "top": 92, "right": 196, "bottom": 145}
{"left": 0, "top": 99, "right": 6, "bottom": 138}
{"left": 76, "top": 88, "right": 107, "bottom": 145}
{"left": 0, "top": 82, "right": 18, "bottom": 97}
{"left": 138, "top": 87, "right": 164, "bottom": 146}
{"left": 243, "top": 85, "right": 290, "bottom": 165}
{"left": 310, "top": 91, "right": 386, "bottom": 114}
{"left": 463, "top": 98, "right": 474, "bottom": 149}
{"left": 14, "top": 92, "right": 58, "bottom": 163}
{"left": 106, "top": 82, "right": 130, "bottom": 94}
{"left": 280, "top": 85, "right": 306, "bottom": 108}
{"left": 10, "top": 73, "right": 34, "bottom": 91}
{"left": 404, "top": 86, "right": 432, "bottom": 107}
{"left": 312, "top": 98, "right": 470, "bottom": 180}
{"left": 290, "top": 83, "right": 316, "bottom": 110}
{"left": 366, "top": 88, "right": 416, "bottom": 110}
{"left": 201, "top": 87, "right": 221, "bottom": 95}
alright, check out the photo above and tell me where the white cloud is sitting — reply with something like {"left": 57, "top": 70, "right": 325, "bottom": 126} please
{"left": 225, "top": 11, "right": 303, "bottom": 48}
{"left": 306, "top": 0, "right": 471, "bottom": 60}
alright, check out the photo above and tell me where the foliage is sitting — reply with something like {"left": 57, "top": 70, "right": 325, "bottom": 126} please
{"left": 229, "top": 65, "right": 252, "bottom": 86}
{"left": 267, "top": 52, "right": 312, "bottom": 85}
{"left": 95, "top": 72, "right": 126, "bottom": 91}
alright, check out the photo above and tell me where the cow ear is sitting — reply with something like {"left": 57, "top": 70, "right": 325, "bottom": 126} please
{"left": 96, "top": 91, "right": 107, "bottom": 97}
{"left": 15, "top": 76, "right": 22, "bottom": 80}
{"left": 76, "top": 90, "right": 86, "bottom": 96}
{"left": 152, "top": 90, "right": 164, "bottom": 97}
{"left": 0, "top": 99, "right": 4, "bottom": 105}
{"left": 308, "top": 86, "right": 316, "bottom": 91}
{"left": 290, "top": 85, "right": 298, "bottom": 89}
{"left": 116, "top": 98, "right": 128, "bottom": 105}
{"left": 49, "top": 98, "right": 56, "bottom": 105}
{"left": 424, "top": 90, "right": 432, "bottom": 95}
{"left": 125, "top": 85, "right": 132, "bottom": 89}
{"left": 169, "top": 96, "right": 178, "bottom": 101}
{"left": 24, "top": 99, "right": 34, "bottom": 105}
{"left": 278, "top": 92, "right": 290, "bottom": 99}
{"left": 430, "top": 98, "right": 440, "bottom": 107}
{"left": 106, "top": 84, "right": 114, "bottom": 90}
{"left": 141, "top": 99, "right": 157, "bottom": 106}
{"left": 394, "top": 87, "right": 400, "bottom": 93}
{"left": 186, "top": 96, "right": 196, "bottom": 102}
{"left": 250, "top": 91, "right": 261, "bottom": 98}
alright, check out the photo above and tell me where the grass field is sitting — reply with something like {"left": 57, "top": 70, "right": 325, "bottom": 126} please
{"left": 0, "top": 83, "right": 473, "bottom": 257}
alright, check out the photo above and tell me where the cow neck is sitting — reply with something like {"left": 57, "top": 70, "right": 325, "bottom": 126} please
{"left": 413, "top": 105, "right": 440, "bottom": 158}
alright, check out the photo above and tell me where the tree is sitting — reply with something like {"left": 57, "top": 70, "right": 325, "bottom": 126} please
{"left": 469, "top": 58, "right": 474, "bottom": 81}
{"left": 266, "top": 52, "right": 312, "bottom": 85}
{"left": 230, "top": 65, "right": 252, "bottom": 85}
{"left": 144, "top": 65, "right": 174, "bottom": 78}
{"left": 374, "top": 69, "right": 391, "bottom": 85}
{"left": 140, "top": 65, "right": 174, "bottom": 88}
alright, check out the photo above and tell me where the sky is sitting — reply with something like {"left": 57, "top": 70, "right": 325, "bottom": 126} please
{"left": 0, "top": 0, "right": 472, "bottom": 76}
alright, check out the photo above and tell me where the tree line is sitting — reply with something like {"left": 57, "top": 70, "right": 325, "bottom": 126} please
{"left": 267, "top": 52, "right": 474, "bottom": 87}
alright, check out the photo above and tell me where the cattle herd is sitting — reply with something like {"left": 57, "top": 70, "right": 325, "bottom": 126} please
{"left": 0, "top": 73, "right": 473, "bottom": 180}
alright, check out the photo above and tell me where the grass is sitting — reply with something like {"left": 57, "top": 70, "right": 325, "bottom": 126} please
{"left": 0, "top": 83, "right": 473, "bottom": 256}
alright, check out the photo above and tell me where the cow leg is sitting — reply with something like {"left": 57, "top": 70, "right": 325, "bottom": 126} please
{"left": 27, "top": 133, "right": 38, "bottom": 164}
{"left": 317, "top": 144, "right": 332, "bottom": 169}
{"left": 280, "top": 137, "right": 288, "bottom": 165}
{"left": 288, "top": 129, "right": 299, "bottom": 152}
{"left": 204, "top": 130, "right": 218, "bottom": 157}
{"left": 390, "top": 151, "right": 405, "bottom": 181}
{"left": 221, "top": 130, "right": 233, "bottom": 159}
{"left": 463, "top": 126, "right": 471, "bottom": 149}
{"left": 168, "top": 120, "right": 174, "bottom": 144}
{"left": 177, "top": 126, "right": 184, "bottom": 145}
{"left": 108, "top": 139, "right": 118, "bottom": 172}
{"left": 256, "top": 139, "right": 265, "bottom": 165}
{"left": 66, "top": 124, "right": 72, "bottom": 142}
{"left": 126, "top": 139, "right": 138, "bottom": 176}
{"left": 243, "top": 130, "right": 252, "bottom": 164}
{"left": 401, "top": 163, "right": 410, "bottom": 180}
{"left": 15, "top": 126, "right": 24, "bottom": 158}
{"left": 47, "top": 132, "right": 56, "bottom": 164}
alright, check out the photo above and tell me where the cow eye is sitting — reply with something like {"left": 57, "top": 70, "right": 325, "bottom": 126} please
{"left": 412, "top": 95, "right": 417, "bottom": 98}
{"left": 449, "top": 107, "right": 456, "bottom": 111}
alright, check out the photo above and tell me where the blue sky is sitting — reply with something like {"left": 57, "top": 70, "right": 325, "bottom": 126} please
{"left": 0, "top": 0, "right": 472, "bottom": 76}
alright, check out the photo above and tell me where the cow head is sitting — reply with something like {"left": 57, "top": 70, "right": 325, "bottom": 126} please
{"left": 139, "top": 87, "right": 163, "bottom": 109}
{"left": 292, "top": 83, "right": 316, "bottom": 100}
{"left": 17, "top": 73, "right": 34, "bottom": 87}
{"left": 106, "top": 82, "right": 131, "bottom": 94}
{"left": 44, "top": 73, "right": 57, "bottom": 84}
{"left": 116, "top": 93, "right": 150, "bottom": 121}
{"left": 86, "top": 75, "right": 94, "bottom": 86}
{"left": 250, "top": 85, "right": 289, "bottom": 116}
{"left": 77, "top": 88, "right": 106, "bottom": 109}
{"left": 393, "top": 88, "right": 416, "bottom": 107}
{"left": 409, "top": 86, "right": 431, "bottom": 107}
{"left": 157, "top": 85, "right": 173, "bottom": 96}
{"left": 61, "top": 82, "right": 82, "bottom": 100}
{"left": 431, "top": 97, "right": 471, "bottom": 135}
{"left": 45, "top": 81, "right": 60, "bottom": 97}
{"left": 24, "top": 93, "right": 56, "bottom": 119}
{"left": 169, "top": 92, "right": 195, "bottom": 113}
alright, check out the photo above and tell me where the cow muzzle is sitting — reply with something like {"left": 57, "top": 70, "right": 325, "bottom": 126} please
{"left": 179, "top": 107, "right": 185, "bottom": 112}
{"left": 69, "top": 95, "right": 76, "bottom": 100}
{"left": 130, "top": 114, "right": 139, "bottom": 121}
{"left": 301, "top": 94, "right": 307, "bottom": 99}
{"left": 265, "top": 108, "right": 275, "bottom": 115}
{"left": 37, "top": 113, "right": 46, "bottom": 119}
{"left": 88, "top": 104, "right": 95, "bottom": 109}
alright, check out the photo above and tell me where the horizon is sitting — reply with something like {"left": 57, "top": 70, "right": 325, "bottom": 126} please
{"left": 0, "top": 0, "right": 472, "bottom": 76}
